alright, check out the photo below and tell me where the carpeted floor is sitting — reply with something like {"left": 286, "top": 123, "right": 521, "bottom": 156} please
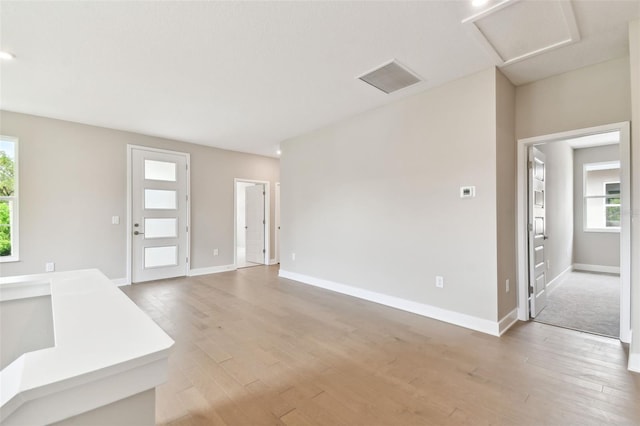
{"left": 534, "top": 271, "right": 620, "bottom": 338}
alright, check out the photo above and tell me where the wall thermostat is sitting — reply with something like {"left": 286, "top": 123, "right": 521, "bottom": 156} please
{"left": 460, "top": 186, "right": 476, "bottom": 198}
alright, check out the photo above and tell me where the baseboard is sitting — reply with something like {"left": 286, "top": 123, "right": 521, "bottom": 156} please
{"left": 189, "top": 264, "right": 236, "bottom": 277}
{"left": 268, "top": 258, "right": 279, "bottom": 265}
{"left": 546, "top": 265, "right": 572, "bottom": 294}
{"left": 112, "top": 278, "right": 130, "bottom": 287}
{"left": 498, "top": 309, "right": 519, "bottom": 336}
{"left": 629, "top": 352, "right": 640, "bottom": 373}
{"left": 573, "top": 263, "right": 620, "bottom": 274}
{"left": 279, "top": 270, "right": 502, "bottom": 336}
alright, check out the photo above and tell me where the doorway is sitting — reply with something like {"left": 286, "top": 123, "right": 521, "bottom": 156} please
{"left": 516, "top": 122, "right": 631, "bottom": 343}
{"left": 234, "top": 179, "right": 270, "bottom": 268}
{"left": 128, "top": 146, "right": 190, "bottom": 283}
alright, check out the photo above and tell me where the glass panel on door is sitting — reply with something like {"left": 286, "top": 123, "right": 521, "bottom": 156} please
{"left": 144, "top": 218, "right": 178, "bottom": 239}
{"left": 144, "top": 189, "right": 177, "bottom": 210}
{"left": 144, "top": 246, "right": 178, "bottom": 268}
{"left": 145, "top": 160, "right": 177, "bottom": 182}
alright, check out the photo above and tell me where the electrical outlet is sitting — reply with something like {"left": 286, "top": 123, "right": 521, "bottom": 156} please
{"left": 45, "top": 262, "right": 55, "bottom": 272}
{"left": 506, "top": 279, "right": 510, "bottom": 293}
{"left": 213, "top": 248, "right": 219, "bottom": 256}
{"left": 111, "top": 215, "right": 120, "bottom": 225}
{"left": 435, "top": 276, "right": 444, "bottom": 288}
{"left": 291, "top": 252, "right": 296, "bottom": 261}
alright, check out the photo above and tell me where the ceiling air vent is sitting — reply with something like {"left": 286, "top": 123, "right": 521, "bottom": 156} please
{"left": 357, "top": 60, "right": 422, "bottom": 94}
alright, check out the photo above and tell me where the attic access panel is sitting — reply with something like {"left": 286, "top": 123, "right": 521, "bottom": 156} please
{"left": 463, "top": 0, "right": 580, "bottom": 66}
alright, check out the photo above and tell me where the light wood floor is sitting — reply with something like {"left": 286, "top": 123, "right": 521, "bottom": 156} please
{"left": 121, "top": 266, "right": 640, "bottom": 426}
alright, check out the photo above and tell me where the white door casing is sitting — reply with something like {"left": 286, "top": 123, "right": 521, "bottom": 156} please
{"left": 245, "top": 184, "right": 265, "bottom": 264}
{"left": 131, "top": 148, "right": 189, "bottom": 283}
{"left": 528, "top": 146, "right": 547, "bottom": 317}
{"left": 275, "top": 182, "right": 280, "bottom": 264}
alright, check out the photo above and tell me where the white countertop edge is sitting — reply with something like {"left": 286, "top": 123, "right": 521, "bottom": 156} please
{"left": 0, "top": 269, "right": 174, "bottom": 425}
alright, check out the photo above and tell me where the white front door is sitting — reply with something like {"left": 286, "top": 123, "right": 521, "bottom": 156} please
{"left": 132, "top": 148, "right": 189, "bottom": 283}
{"left": 245, "top": 184, "right": 265, "bottom": 264}
{"left": 528, "top": 146, "right": 547, "bottom": 317}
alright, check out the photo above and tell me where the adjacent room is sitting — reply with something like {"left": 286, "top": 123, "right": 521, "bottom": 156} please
{"left": 1, "top": 1, "right": 640, "bottom": 425}
{"left": 532, "top": 132, "right": 624, "bottom": 338}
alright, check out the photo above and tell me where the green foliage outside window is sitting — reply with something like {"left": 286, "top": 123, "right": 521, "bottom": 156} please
{"left": 0, "top": 149, "right": 14, "bottom": 256}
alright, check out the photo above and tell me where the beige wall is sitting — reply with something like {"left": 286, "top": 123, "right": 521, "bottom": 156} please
{"left": 0, "top": 111, "right": 279, "bottom": 279}
{"left": 281, "top": 68, "right": 503, "bottom": 322}
{"left": 538, "top": 141, "right": 573, "bottom": 282}
{"left": 495, "top": 69, "right": 517, "bottom": 319}
{"left": 515, "top": 56, "right": 631, "bottom": 140}
{"left": 573, "top": 145, "right": 620, "bottom": 268}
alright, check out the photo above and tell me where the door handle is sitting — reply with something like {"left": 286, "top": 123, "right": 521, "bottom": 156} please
{"left": 543, "top": 235, "right": 548, "bottom": 240}
{"left": 134, "top": 231, "right": 144, "bottom": 235}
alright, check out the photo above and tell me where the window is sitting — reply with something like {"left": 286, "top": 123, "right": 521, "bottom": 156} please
{"left": 583, "top": 161, "right": 620, "bottom": 232}
{"left": 0, "top": 136, "right": 18, "bottom": 261}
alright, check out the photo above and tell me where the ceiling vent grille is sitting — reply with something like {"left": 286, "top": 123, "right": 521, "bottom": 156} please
{"left": 357, "top": 60, "right": 421, "bottom": 94}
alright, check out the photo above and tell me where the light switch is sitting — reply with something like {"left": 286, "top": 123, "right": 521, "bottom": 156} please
{"left": 112, "top": 216, "right": 120, "bottom": 225}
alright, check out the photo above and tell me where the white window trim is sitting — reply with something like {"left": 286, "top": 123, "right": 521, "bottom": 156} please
{"left": 0, "top": 135, "right": 19, "bottom": 262}
{"left": 583, "top": 161, "right": 620, "bottom": 233}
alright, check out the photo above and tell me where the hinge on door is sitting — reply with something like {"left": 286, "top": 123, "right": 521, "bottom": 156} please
{"left": 186, "top": 225, "right": 189, "bottom": 232}
{"left": 263, "top": 191, "right": 265, "bottom": 195}
{"left": 528, "top": 223, "right": 533, "bottom": 232}
{"left": 186, "top": 195, "right": 189, "bottom": 201}
{"left": 528, "top": 161, "right": 533, "bottom": 169}
{"left": 186, "top": 164, "right": 188, "bottom": 171}
{"left": 186, "top": 257, "right": 189, "bottom": 263}
{"left": 263, "top": 249, "right": 265, "bottom": 254}
{"left": 263, "top": 219, "right": 265, "bottom": 225}
{"left": 529, "top": 285, "right": 534, "bottom": 295}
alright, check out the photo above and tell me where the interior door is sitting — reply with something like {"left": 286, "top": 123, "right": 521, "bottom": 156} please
{"left": 245, "top": 184, "right": 265, "bottom": 264}
{"left": 132, "top": 148, "right": 189, "bottom": 283}
{"left": 528, "top": 146, "right": 547, "bottom": 317}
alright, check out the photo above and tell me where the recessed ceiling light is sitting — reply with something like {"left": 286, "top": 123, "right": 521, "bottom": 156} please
{"left": 472, "top": 0, "right": 489, "bottom": 7}
{"left": 0, "top": 51, "right": 15, "bottom": 60}
{"left": 276, "top": 149, "right": 282, "bottom": 156}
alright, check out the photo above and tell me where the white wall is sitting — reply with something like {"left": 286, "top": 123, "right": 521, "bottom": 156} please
{"left": 573, "top": 145, "right": 620, "bottom": 267}
{"left": 537, "top": 141, "right": 573, "bottom": 282}
{"left": 0, "top": 111, "right": 280, "bottom": 279}
{"left": 281, "top": 68, "right": 503, "bottom": 323}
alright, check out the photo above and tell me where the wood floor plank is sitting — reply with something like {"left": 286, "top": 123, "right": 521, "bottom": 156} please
{"left": 121, "top": 266, "right": 640, "bottom": 426}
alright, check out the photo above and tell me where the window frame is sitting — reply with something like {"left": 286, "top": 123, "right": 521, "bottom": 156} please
{"left": 583, "top": 161, "right": 620, "bottom": 233}
{"left": 0, "top": 135, "right": 19, "bottom": 262}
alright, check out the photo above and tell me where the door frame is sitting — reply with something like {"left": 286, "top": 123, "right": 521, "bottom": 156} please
{"left": 126, "top": 145, "right": 191, "bottom": 285}
{"left": 516, "top": 122, "right": 631, "bottom": 343}
{"left": 275, "top": 182, "right": 280, "bottom": 264}
{"left": 233, "top": 178, "right": 270, "bottom": 267}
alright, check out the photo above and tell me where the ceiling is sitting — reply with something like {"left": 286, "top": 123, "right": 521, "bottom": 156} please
{"left": 1, "top": 1, "right": 638, "bottom": 157}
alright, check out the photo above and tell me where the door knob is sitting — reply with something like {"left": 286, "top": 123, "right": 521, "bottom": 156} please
{"left": 134, "top": 231, "right": 144, "bottom": 235}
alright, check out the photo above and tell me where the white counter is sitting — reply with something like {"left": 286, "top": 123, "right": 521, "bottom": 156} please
{"left": 0, "top": 269, "right": 174, "bottom": 425}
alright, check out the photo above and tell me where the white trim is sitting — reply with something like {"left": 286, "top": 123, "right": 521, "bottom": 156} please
{"left": 234, "top": 179, "right": 271, "bottom": 268}
{"left": 268, "top": 258, "right": 277, "bottom": 265}
{"left": 516, "top": 122, "right": 631, "bottom": 345}
{"left": 498, "top": 309, "right": 519, "bottom": 336}
{"left": 274, "top": 182, "right": 280, "bottom": 264}
{"left": 126, "top": 145, "right": 191, "bottom": 284}
{"left": 279, "top": 270, "right": 503, "bottom": 336}
{"left": 112, "top": 278, "right": 130, "bottom": 287}
{"left": 545, "top": 264, "right": 573, "bottom": 295}
{"left": 572, "top": 264, "right": 621, "bottom": 275}
{"left": 188, "top": 264, "right": 236, "bottom": 277}
{"left": 629, "top": 351, "right": 640, "bottom": 373}
{"left": 0, "top": 135, "right": 19, "bottom": 263}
